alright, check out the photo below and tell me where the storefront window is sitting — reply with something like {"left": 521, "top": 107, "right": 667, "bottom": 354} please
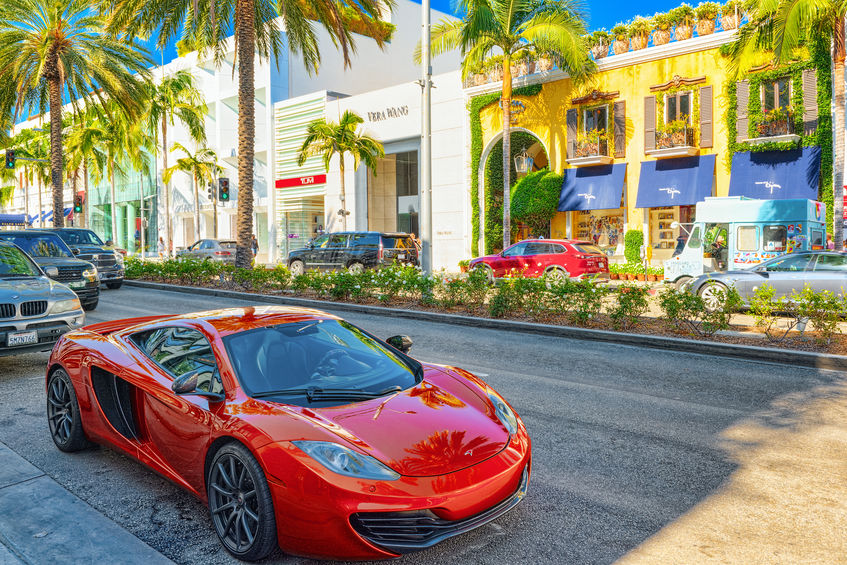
{"left": 396, "top": 151, "right": 419, "bottom": 235}
{"left": 368, "top": 151, "right": 419, "bottom": 235}
{"left": 737, "top": 226, "right": 758, "bottom": 251}
{"left": 666, "top": 92, "right": 691, "bottom": 123}
{"left": 575, "top": 210, "right": 623, "bottom": 251}
{"left": 810, "top": 229, "right": 824, "bottom": 250}
{"left": 762, "top": 78, "right": 790, "bottom": 112}
{"left": 763, "top": 225, "right": 787, "bottom": 252}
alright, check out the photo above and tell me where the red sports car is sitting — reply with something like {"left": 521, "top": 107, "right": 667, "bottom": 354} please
{"left": 469, "top": 239, "right": 609, "bottom": 282}
{"left": 45, "top": 306, "right": 531, "bottom": 561}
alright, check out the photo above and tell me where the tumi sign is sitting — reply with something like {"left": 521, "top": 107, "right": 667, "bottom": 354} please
{"left": 275, "top": 174, "right": 327, "bottom": 189}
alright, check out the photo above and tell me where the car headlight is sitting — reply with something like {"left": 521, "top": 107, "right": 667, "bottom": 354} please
{"left": 50, "top": 298, "right": 81, "bottom": 314}
{"left": 114, "top": 251, "right": 124, "bottom": 266}
{"left": 82, "top": 267, "right": 98, "bottom": 278}
{"left": 488, "top": 391, "right": 518, "bottom": 435}
{"left": 292, "top": 441, "right": 400, "bottom": 480}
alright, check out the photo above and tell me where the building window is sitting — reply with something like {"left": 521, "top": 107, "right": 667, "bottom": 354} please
{"left": 367, "top": 151, "right": 419, "bottom": 236}
{"left": 583, "top": 105, "right": 608, "bottom": 133}
{"left": 737, "top": 226, "right": 758, "bottom": 251}
{"left": 762, "top": 77, "right": 791, "bottom": 112}
{"left": 763, "top": 225, "right": 788, "bottom": 252}
{"left": 665, "top": 91, "right": 691, "bottom": 123}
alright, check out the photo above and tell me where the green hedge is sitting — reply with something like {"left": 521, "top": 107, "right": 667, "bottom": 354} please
{"left": 511, "top": 170, "right": 563, "bottom": 238}
{"left": 624, "top": 230, "right": 643, "bottom": 263}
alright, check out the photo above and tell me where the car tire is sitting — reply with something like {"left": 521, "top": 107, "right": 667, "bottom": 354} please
{"left": 473, "top": 264, "right": 494, "bottom": 285}
{"left": 82, "top": 298, "right": 98, "bottom": 311}
{"left": 47, "top": 369, "right": 91, "bottom": 452}
{"left": 674, "top": 276, "right": 693, "bottom": 291}
{"left": 207, "top": 443, "right": 277, "bottom": 562}
{"left": 106, "top": 281, "right": 123, "bottom": 290}
{"left": 698, "top": 281, "right": 728, "bottom": 311}
{"left": 289, "top": 260, "right": 305, "bottom": 276}
{"left": 347, "top": 261, "right": 365, "bottom": 274}
{"left": 544, "top": 267, "right": 569, "bottom": 286}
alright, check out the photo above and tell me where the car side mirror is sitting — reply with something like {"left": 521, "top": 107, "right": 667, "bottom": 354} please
{"left": 44, "top": 266, "right": 59, "bottom": 278}
{"left": 171, "top": 370, "right": 223, "bottom": 401}
{"left": 71, "top": 248, "right": 80, "bottom": 255}
{"left": 386, "top": 335, "right": 413, "bottom": 353}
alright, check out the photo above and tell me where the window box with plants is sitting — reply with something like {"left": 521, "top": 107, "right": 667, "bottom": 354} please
{"left": 747, "top": 107, "right": 800, "bottom": 145}
{"left": 569, "top": 128, "right": 613, "bottom": 166}
{"left": 647, "top": 119, "right": 699, "bottom": 157}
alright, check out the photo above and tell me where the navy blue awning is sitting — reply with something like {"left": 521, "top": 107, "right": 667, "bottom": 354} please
{"left": 636, "top": 155, "right": 716, "bottom": 208}
{"left": 0, "top": 213, "right": 33, "bottom": 227}
{"left": 558, "top": 163, "right": 627, "bottom": 211}
{"left": 728, "top": 147, "right": 821, "bottom": 200}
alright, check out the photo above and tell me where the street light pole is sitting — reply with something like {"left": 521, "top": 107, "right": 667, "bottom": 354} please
{"left": 420, "top": 0, "right": 433, "bottom": 273}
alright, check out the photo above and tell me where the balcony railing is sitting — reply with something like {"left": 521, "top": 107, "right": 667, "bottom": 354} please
{"left": 575, "top": 137, "right": 609, "bottom": 158}
{"left": 754, "top": 113, "right": 794, "bottom": 138}
{"left": 655, "top": 125, "right": 695, "bottom": 149}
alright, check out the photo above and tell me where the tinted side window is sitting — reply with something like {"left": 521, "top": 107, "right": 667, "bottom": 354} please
{"left": 765, "top": 255, "right": 812, "bottom": 272}
{"left": 131, "top": 327, "right": 222, "bottom": 394}
{"left": 523, "top": 243, "right": 548, "bottom": 255}
{"left": 350, "top": 234, "right": 379, "bottom": 248}
{"left": 328, "top": 234, "right": 348, "bottom": 247}
{"left": 312, "top": 235, "right": 330, "bottom": 248}
{"left": 763, "top": 225, "right": 788, "bottom": 252}
{"left": 381, "top": 236, "right": 414, "bottom": 249}
{"left": 573, "top": 243, "right": 604, "bottom": 255}
{"left": 550, "top": 244, "right": 567, "bottom": 254}
{"left": 502, "top": 242, "right": 528, "bottom": 257}
{"left": 200, "top": 240, "right": 214, "bottom": 250}
{"left": 813, "top": 254, "right": 847, "bottom": 271}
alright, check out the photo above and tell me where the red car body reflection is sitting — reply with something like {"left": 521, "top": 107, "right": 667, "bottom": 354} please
{"left": 46, "top": 306, "right": 531, "bottom": 560}
{"left": 470, "top": 238, "right": 609, "bottom": 279}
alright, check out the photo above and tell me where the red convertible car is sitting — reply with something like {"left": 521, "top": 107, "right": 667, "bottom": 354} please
{"left": 45, "top": 306, "right": 531, "bottom": 561}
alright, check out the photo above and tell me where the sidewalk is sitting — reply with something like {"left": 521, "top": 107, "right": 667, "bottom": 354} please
{"left": 0, "top": 442, "right": 173, "bottom": 564}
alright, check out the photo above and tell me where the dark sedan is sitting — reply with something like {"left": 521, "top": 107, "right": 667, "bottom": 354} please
{"left": 689, "top": 251, "right": 847, "bottom": 307}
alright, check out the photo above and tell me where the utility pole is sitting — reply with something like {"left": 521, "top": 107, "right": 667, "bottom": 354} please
{"left": 139, "top": 171, "right": 145, "bottom": 257}
{"left": 420, "top": 0, "right": 433, "bottom": 273}
{"left": 212, "top": 180, "right": 218, "bottom": 239}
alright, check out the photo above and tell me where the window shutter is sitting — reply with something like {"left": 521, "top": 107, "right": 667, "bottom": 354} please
{"left": 736, "top": 80, "right": 749, "bottom": 143}
{"left": 802, "top": 69, "right": 818, "bottom": 135}
{"left": 644, "top": 96, "right": 656, "bottom": 151}
{"left": 613, "top": 101, "right": 626, "bottom": 158}
{"left": 700, "top": 86, "right": 713, "bottom": 148}
{"left": 566, "top": 108, "right": 578, "bottom": 159}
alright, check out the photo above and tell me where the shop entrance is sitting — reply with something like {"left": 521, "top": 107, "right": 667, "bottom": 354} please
{"left": 367, "top": 150, "right": 419, "bottom": 235}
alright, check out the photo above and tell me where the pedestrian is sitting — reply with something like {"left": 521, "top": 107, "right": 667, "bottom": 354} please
{"left": 251, "top": 234, "right": 259, "bottom": 257}
{"left": 157, "top": 236, "right": 165, "bottom": 259}
{"left": 827, "top": 233, "right": 835, "bottom": 250}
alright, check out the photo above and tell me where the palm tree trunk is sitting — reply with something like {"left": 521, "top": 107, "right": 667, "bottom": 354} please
{"left": 235, "top": 0, "right": 256, "bottom": 269}
{"left": 193, "top": 172, "right": 200, "bottom": 238}
{"left": 339, "top": 159, "right": 347, "bottom": 231}
{"left": 83, "top": 161, "right": 89, "bottom": 229}
{"left": 71, "top": 168, "right": 78, "bottom": 227}
{"left": 23, "top": 173, "right": 29, "bottom": 230}
{"left": 37, "top": 175, "right": 43, "bottom": 228}
{"left": 833, "top": 17, "right": 845, "bottom": 250}
{"left": 109, "top": 159, "right": 118, "bottom": 246}
{"left": 47, "top": 73, "right": 65, "bottom": 228}
{"left": 162, "top": 117, "right": 172, "bottom": 257}
{"left": 501, "top": 55, "right": 513, "bottom": 251}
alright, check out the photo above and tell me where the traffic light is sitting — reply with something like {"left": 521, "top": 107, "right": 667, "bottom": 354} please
{"left": 73, "top": 193, "right": 83, "bottom": 214}
{"left": 218, "top": 178, "right": 230, "bottom": 201}
{"left": 207, "top": 184, "right": 214, "bottom": 200}
{"left": 4, "top": 149, "right": 15, "bottom": 169}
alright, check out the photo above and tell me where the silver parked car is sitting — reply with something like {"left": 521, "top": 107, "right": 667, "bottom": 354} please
{"left": 0, "top": 241, "right": 85, "bottom": 356}
{"left": 689, "top": 251, "right": 847, "bottom": 306}
{"left": 177, "top": 239, "right": 237, "bottom": 264}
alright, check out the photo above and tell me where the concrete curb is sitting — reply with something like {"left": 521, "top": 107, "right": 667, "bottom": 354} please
{"left": 125, "top": 279, "right": 847, "bottom": 372}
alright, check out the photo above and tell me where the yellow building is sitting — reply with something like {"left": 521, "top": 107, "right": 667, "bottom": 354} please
{"left": 468, "top": 28, "right": 830, "bottom": 262}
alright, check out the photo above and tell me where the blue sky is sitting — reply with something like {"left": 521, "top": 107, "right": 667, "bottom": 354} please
{"left": 141, "top": 0, "right": 680, "bottom": 67}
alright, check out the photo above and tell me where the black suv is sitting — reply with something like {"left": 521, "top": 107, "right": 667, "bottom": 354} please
{"left": 49, "top": 228, "right": 124, "bottom": 289}
{"left": 287, "top": 232, "right": 419, "bottom": 275}
{"left": 0, "top": 231, "right": 100, "bottom": 311}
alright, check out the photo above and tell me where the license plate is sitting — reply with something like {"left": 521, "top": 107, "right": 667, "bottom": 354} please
{"left": 69, "top": 281, "right": 85, "bottom": 289}
{"left": 7, "top": 331, "right": 37, "bottom": 347}
{"left": 397, "top": 253, "right": 406, "bottom": 260}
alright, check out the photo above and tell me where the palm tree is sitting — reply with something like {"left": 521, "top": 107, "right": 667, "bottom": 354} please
{"left": 144, "top": 70, "right": 207, "bottom": 258}
{"left": 297, "top": 111, "right": 385, "bottom": 231}
{"left": 162, "top": 143, "right": 222, "bottom": 240}
{"left": 107, "top": 0, "right": 388, "bottom": 270}
{"left": 65, "top": 108, "right": 107, "bottom": 230}
{"left": 0, "top": 0, "right": 152, "bottom": 229}
{"left": 727, "top": 1, "right": 844, "bottom": 249}
{"left": 422, "top": 0, "right": 594, "bottom": 250}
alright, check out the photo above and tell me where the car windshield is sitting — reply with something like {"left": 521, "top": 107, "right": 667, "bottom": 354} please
{"left": 0, "top": 245, "right": 41, "bottom": 277}
{"left": 0, "top": 234, "right": 73, "bottom": 258}
{"left": 222, "top": 319, "right": 420, "bottom": 401}
{"left": 573, "top": 243, "right": 604, "bottom": 255}
{"left": 55, "top": 229, "right": 104, "bottom": 246}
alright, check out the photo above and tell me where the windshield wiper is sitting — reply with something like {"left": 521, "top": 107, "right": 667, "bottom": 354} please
{"left": 252, "top": 385, "right": 402, "bottom": 402}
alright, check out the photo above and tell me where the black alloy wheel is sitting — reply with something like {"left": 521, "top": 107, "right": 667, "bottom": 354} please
{"left": 82, "top": 298, "right": 99, "bottom": 311}
{"left": 106, "top": 281, "right": 122, "bottom": 290}
{"left": 208, "top": 443, "right": 277, "bottom": 561}
{"left": 47, "top": 369, "right": 90, "bottom": 452}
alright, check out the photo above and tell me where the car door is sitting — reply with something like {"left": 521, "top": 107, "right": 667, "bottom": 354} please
{"left": 304, "top": 234, "right": 329, "bottom": 269}
{"left": 521, "top": 242, "right": 547, "bottom": 276}
{"left": 199, "top": 240, "right": 215, "bottom": 260}
{"left": 326, "top": 234, "right": 350, "bottom": 270}
{"left": 806, "top": 253, "right": 847, "bottom": 295}
{"left": 495, "top": 242, "right": 528, "bottom": 277}
{"left": 129, "top": 326, "right": 222, "bottom": 493}
{"left": 760, "top": 254, "right": 815, "bottom": 298}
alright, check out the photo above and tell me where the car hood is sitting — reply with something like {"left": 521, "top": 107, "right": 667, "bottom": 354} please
{"left": 31, "top": 256, "right": 93, "bottom": 268}
{"left": 69, "top": 244, "right": 110, "bottom": 255}
{"left": 471, "top": 254, "right": 500, "bottom": 264}
{"left": 252, "top": 366, "right": 511, "bottom": 477}
{"left": 0, "top": 276, "right": 74, "bottom": 299}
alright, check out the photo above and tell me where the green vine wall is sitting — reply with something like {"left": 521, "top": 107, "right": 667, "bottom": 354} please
{"left": 469, "top": 84, "right": 543, "bottom": 256}
{"left": 724, "top": 39, "right": 833, "bottom": 228}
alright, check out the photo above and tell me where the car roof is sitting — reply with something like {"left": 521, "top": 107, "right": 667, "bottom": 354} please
{"left": 517, "top": 239, "right": 587, "bottom": 245}
{"left": 0, "top": 230, "right": 60, "bottom": 237}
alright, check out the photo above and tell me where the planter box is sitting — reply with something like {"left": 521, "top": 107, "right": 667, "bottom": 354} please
{"left": 675, "top": 25, "right": 693, "bottom": 40}
{"left": 653, "top": 29, "right": 671, "bottom": 45}
{"left": 609, "top": 272, "right": 620, "bottom": 280}
{"left": 696, "top": 20, "right": 715, "bottom": 36}
{"left": 745, "top": 133, "right": 801, "bottom": 146}
{"left": 720, "top": 14, "right": 739, "bottom": 30}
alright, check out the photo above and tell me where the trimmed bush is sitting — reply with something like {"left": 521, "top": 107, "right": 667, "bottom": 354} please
{"left": 624, "top": 230, "right": 644, "bottom": 264}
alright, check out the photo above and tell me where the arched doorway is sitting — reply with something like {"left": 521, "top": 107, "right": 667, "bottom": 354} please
{"left": 477, "top": 129, "right": 549, "bottom": 255}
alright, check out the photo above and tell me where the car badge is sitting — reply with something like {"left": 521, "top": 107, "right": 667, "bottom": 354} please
{"left": 464, "top": 449, "right": 474, "bottom": 456}
{"left": 11, "top": 295, "right": 19, "bottom": 300}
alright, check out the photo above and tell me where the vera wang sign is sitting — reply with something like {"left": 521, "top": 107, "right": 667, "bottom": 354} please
{"left": 367, "top": 105, "right": 410, "bottom": 122}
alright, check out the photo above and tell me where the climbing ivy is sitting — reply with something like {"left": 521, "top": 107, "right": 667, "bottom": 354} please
{"left": 468, "top": 84, "right": 543, "bottom": 256}
{"left": 724, "top": 38, "right": 833, "bottom": 228}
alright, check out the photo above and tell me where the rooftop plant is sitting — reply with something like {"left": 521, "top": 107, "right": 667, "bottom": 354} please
{"left": 611, "top": 23, "right": 629, "bottom": 40}
{"left": 652, "top": 12, "right": 672, "bottom": 31}
{"left": 586, "top": 29, "right": 612, "bottom": 48}
{"left": 695, "top": 2, "right": 721, "bottom": 20}
{"left": 669, "top": 3, "right": 695, "bottom": 26}
{"left": 628, "top": 16, "right": 653, "bottom": 38}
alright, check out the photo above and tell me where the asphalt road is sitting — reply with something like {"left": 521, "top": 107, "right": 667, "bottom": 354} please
{"left": 1, "top": 286, "right": 845, "bottom": 565}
